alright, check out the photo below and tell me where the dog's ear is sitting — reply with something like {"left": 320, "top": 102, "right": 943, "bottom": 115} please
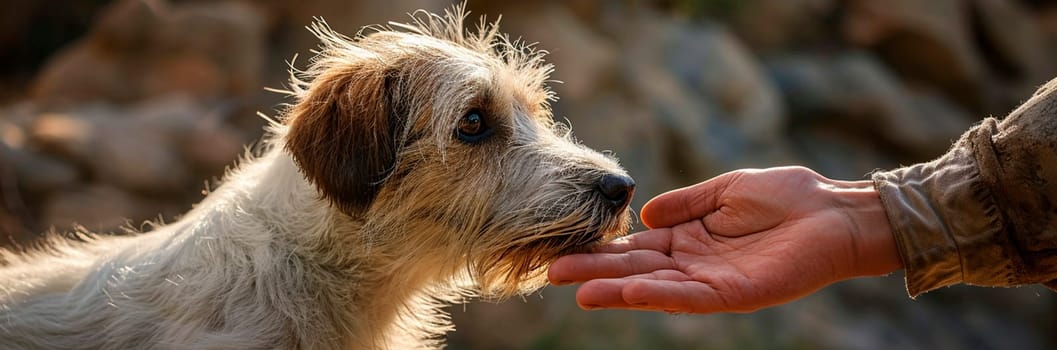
{"left": 285, "top": 63, "right": 403, "bottom": 215}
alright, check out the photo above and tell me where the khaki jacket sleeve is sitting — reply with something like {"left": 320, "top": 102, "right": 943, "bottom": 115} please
{"left": 872, "top": 78, "right": 1057, "bottom": 297}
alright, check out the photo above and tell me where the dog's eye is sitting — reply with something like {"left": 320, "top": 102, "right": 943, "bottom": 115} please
{"left": 455, "top": 110, "right": 492, "bottom": 143}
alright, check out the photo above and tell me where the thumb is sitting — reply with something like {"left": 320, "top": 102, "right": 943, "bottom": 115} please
{"left": 640, "top": 172, "right": 734, "bottom": 229}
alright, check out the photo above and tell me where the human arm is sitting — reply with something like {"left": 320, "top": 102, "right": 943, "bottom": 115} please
{"left": 548, "top": 166, "right": 902, "bottom": 313}
{"left": 873, "top": 78, "right": 1057, "bottom": 296}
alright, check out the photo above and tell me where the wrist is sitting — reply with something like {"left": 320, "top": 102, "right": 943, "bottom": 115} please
{"left": 827, "top": 180, "right": 903, "bottom": 277}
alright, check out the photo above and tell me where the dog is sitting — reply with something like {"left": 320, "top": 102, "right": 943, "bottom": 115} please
{"left": 0, "top": 5, "right": 633, "bottom": 349}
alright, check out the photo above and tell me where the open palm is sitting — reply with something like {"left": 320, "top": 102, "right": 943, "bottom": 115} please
{"left": 548, "top": 167, "right": 900, "bottom": 313}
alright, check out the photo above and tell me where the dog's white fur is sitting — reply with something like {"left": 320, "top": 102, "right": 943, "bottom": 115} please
{"left": 0, "top": 6, "right": 631, "bottom": 349}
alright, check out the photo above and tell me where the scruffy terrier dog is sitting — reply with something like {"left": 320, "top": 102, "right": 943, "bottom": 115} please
{"left": 0, "top": 6, "right": 633, "bottom": 350}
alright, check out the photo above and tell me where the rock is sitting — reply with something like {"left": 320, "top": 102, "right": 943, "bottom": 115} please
{"left": 905, "top": 89, "right": 975, "bottom": 151}
{"left": 843, "top": 0, "right": 986, "bottom": 112}
{"left": 0, "top": 119, "right": 26, "bottom": 149}
{"left": 141, "top": 53, "right": 227, "bottom": 99}
{"left": 625, "top": 52, "right": 722, "bottom": 181}
{"left": 767, "top": 55, "right": 842, "bottom": 124}
{"left": 664, "top": 23, "right": 786, "bottom": 141}
{"left": 791, "top": 127, "right": 892, "bottom": 180}
{"left": 0, "top": 210, "right": 30, "bottom": 248}
{"left": 446, "top": 300, "right": 548, "bottom": 349}
{"left": 831, "top": 53, "right": 971, "bottom": 159}
{"left": 769, "top": 52, "right": 971, "bottom": 159}
{"left": 41, "top": 185, "right": 138, "bottom": 233}
{"left": 484, "top": 3, "right": 619, "bottom": 101}
{"left": 1, "top": 145, "right": 79, "bottom": 194}
{"left": 277, "top": 0, "right": 450, "bottom": 42}
{"left": 0, "top": 0, "right": 108, "bottom": 104}
{"left": 969, "top": 0, "right": 1056, "bottom": 114}
{"left": 27, "top": 98, "right": 222, "bottom": 195}
{"left": 970, "top": 0, "right": 1050, "bottom": 79}
{"left": 31, "top": 0, "right": 267, "bottom": 105}
{"left": 273, "top": 0, "right": 451, "bottom": 89}
{"left": 1041, "top": 5, "right": 1057, "bottom": 37}
{"left": 127, "top": 95, "right": 245, "bottom": 178}
{"left": 147, "top": 1, "right": 266, "bottom": 98}
{"left": 181, "top": 119, "right": 246, "bottom": 176}
{"left": 30, "top": 44, "right": 135, "bottom": 106}
{"left": 618, "top": 11, "right": 786, "bottom": 141}
{"left": 0, "top": 102, "right": 40, "bottom": 131}
{"left": 91, "top": 0, "right": 158, "bottom": 51}
{"left": 129, "top": 95, "right": 212, "bottom": 133}
{"left": 92, "top": 122, "right": 189, "bottom": 195}
{"left": 29, "top": 112, "right": 101, "bottom": 161}
{"left": 615, "top": 9, "right": 789, "bottom": 180}
{"left": 728, "top": 0, "right": 837, "bottom": 53}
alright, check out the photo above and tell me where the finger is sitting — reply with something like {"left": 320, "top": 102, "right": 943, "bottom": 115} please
{"left": 593, "top": 229, "right": 672, "bottom": 254}
{"left": 574, "top": 279, "right": 642, "bottom": 310}
{"left": 622, "top": 279, "right": 734, "bottom": 314}
{"left": 548, "top": 250, "right": 675, "bottom": 285}
{"left": 640, "top": 172, "right": 736, "bottom": 229}
{"left": 573, "top": 271, "right": 691, "bottom": 310}
{"left": 622, "top": 269, "right": 693, "bottom": 281}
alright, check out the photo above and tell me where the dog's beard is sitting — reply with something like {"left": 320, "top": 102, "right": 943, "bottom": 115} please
{"left": 468, "top": 201, "right": 631, "bottom": 298}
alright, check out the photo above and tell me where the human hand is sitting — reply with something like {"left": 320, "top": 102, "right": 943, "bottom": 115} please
{"left": 548, "top": 166, "right": 902, "bottom": 313}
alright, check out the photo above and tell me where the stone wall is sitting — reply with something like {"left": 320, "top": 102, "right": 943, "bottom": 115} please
{"left": 1, "top": 0, "right": 1055, "bottom": 348}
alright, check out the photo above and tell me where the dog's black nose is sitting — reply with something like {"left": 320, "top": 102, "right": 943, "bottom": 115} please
{"left": 596, "top": 173, "right": 635, "bottom": 208}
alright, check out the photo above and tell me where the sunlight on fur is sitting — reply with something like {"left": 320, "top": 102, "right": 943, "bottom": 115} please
{"left": 0, "top": 4, "right": 633, "bottom": 349}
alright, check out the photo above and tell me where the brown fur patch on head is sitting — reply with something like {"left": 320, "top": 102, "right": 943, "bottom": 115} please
{"left": 284, "top": 48, "right": 403, "bottom": 215}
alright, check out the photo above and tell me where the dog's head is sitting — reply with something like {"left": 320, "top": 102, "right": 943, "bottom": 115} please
{"left": 282, "top": 7, "right": 633, "bottom": 297}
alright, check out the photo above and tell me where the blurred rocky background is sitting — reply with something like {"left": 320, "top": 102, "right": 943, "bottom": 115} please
{"left": 1, "top": 0, "right": 1055, "bottom": 348}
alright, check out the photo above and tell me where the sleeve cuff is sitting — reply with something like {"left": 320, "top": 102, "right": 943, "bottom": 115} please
{"left": 871, "top": 119, "right": 1010, "bottom": 297}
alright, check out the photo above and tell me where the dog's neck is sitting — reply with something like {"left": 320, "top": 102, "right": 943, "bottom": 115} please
{"left": 181, "top": 144, "right": 463, "bottom": 348}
